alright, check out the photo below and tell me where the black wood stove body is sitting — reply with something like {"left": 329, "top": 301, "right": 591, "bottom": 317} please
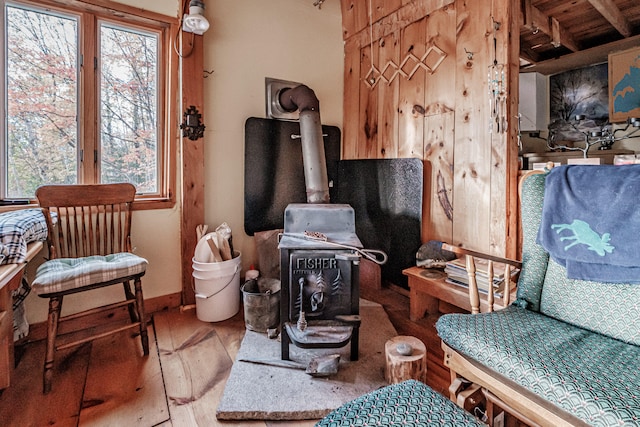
{"left": 279, "top": 203, "right": 362, "bottom": 361}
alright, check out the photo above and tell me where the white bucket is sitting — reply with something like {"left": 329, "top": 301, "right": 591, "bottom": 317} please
{"left": 192, "top": 252, "right": 241, "bottom": 322}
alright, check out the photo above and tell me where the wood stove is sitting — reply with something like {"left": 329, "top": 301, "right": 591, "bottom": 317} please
{"left": 279, "top": 203, "right": 362, "bottom": 361}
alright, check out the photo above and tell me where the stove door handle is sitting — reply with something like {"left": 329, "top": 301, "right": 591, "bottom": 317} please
{"left": 279, "top": 231, "right": 388, "bottom": 265}
{"left": 359, "top": 248, "right": 388, "bottom": 265}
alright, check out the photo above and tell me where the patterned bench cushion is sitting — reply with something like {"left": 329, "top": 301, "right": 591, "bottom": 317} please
{"left": 540, "top": 258, "right": 640, "bottom": 346}
{"left": 514, "top": 171, "right": 549, "bottom": 312}
{"left": 316, "top": 379, "right": 485, "bottom": 427}
{"left": 0, "top": 208, "right": 49, "bottom": 265}
{"left": 437, "top": 306, "right": 640, "bottom": 427}
{"left": 33, "top": 252, "right": 147, "bottom": 295}
{"left": 516, "top": 171, "right": 640, "bottom": 346}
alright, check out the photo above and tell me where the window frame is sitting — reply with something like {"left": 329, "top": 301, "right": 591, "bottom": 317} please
{"left": 1, "top": 0, "right": 178, "bottom": 211}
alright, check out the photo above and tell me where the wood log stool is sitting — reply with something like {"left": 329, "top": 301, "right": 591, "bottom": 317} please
{"left": 384, "top": 335, "right": 427, "bottom": 384}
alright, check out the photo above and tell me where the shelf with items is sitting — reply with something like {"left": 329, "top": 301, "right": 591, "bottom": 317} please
{"left": 403, "top": 267, "right": 517, "bottom": 321}
{"left": 443, "top": 257, "right": 518, "bottom": 298}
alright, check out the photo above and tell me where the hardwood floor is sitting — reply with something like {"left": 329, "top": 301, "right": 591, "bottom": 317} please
{"left": 0, "top": 284, "right": 450, "bottom": 426}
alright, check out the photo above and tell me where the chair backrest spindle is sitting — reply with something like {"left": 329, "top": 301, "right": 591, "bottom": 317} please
{"left": 77, "top": 206, "right": 85, "bottom": 256}
{"left": 36, "top": 183, "right": 136, "bottom": 260}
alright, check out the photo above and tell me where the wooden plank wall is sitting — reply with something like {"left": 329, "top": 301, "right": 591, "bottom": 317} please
{"left": 340, "top": 0, "right": 518, "bottom": 257}
{"left": 180, "top": 34, "right": 205, "bottom": 305}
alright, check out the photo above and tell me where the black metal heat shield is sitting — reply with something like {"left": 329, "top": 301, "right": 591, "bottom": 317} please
{"left": 244, "top": 117, "right": 341, "bottom": 236}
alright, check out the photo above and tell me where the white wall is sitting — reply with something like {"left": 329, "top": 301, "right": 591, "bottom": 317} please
{"left": 202, "top": 0, "right": 344, "bottom": 271}
{"left": 111, "top": 0, "right": 179, "bottom": 17}
{"left": 23, "top": 0, "right": 345, "bottom": 323}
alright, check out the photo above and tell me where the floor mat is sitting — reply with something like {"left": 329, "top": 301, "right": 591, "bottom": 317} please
{"left": 216, "top": 299, "right": 398, "bottom": 420}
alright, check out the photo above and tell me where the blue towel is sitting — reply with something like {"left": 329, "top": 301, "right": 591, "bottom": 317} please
{"left": 537, "top": 164, "right": 640, "bottom": 283}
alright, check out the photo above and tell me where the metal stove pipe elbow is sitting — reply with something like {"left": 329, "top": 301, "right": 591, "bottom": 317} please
{"left": 278, "top": 84, "right": 320, "bottom": 113}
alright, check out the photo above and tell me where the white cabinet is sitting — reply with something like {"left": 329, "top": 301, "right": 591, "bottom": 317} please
{"left": 519, "top": 73, "right": 547, "bottom": 131}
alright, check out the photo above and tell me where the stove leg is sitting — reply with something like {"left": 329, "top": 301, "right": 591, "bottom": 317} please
{"left": 350, "top": 324, "right": 360, "bottom": 361}
{"left": 281, "top": 325, "right": 291, "bottom": 360}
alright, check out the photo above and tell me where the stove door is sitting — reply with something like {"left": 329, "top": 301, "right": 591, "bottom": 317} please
{"left": 286, "top": 250, "right": 359, "bottom": 322}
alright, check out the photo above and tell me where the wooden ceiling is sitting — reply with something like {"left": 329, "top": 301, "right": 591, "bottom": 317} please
{"left": 519, "top": 0, "right": 640, "bottom": 75}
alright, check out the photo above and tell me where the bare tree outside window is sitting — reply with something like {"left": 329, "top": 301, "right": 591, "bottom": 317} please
{"left": 100, "top": 24, "right": 158, "bottom": 193}
{"left": 6, "top": 6, "right": 78, "bottom": 198}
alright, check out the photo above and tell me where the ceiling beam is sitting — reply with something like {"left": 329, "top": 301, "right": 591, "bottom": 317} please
{"left": 520, "top": 0, "right": 580, "bottom": 52}
{"left": 520, "top": 33, "right": 640, "bottom": 75}
{"left": 519, "top": 46, "right": 541, "bottom": 65}
{"left": 521, "top": 0, "right": 549, "bottom": 34}
{"left": 587, "top": 0, "right": 632, "bottom": 38}
{"left": 551, "top": 17, "right": 562, "bottom": 48}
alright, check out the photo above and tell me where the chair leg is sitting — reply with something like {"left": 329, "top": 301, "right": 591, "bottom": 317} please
{"left": 122, "top": 281, "right": 138, "bottom": 323}
{"left": 43, "top": 296, "right": 62, "bottom": 394}
{"left": 134, "top": 278, "right": 149, "bottom": 356}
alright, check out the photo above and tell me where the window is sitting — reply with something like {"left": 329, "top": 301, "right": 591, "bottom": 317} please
{"left": 99, "top": 23, "right": 159, "bottom": 192}
{"left": 1, "top": 0, "right": 176, "bottom": 207}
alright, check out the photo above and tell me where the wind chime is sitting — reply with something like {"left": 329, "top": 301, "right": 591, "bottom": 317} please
{"left": 488, "top": 18, "right": 506, "bottom": 134}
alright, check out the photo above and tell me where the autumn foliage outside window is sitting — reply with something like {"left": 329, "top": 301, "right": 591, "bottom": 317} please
{"left": 2, "top": 0, "right": 173, "bottom": 203}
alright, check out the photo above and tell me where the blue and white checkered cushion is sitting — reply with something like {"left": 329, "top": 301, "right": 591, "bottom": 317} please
{"left": 0, "top": 208, "right": 49, "bottom": 265}
{"left": 32, "top": 252, "right": 147, "bottom": 295}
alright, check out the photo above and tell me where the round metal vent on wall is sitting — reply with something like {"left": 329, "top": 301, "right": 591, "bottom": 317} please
{"left": 265, "top": 77, "right": 303, "bottom": 121}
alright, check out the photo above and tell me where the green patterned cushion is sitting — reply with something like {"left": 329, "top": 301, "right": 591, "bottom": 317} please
{"left": 315, "top": 380, "right": 485, "bottom": 427}
{"left": 514, "top": 172, "right": 549, "bottom": 312}
{"left": 518, "top": 171, "right": 640, "bottom": 345}
{"left": 33, "top": 252, "right": 147, "bottom": 295}
{"left": 540, "top": 258, "right": 640, "bottom": 346}
{"left": 437, "top": 306, "right": 640, "bottom": 427}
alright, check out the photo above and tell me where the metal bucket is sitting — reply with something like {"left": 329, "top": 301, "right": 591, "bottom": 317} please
{"left": 241, "top": 278, "right": 280, "bottom": 332}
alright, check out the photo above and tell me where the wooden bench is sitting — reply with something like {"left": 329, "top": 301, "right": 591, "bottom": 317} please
{"left": 0, "top": 241, "right": 43, "bottom": 389}
{"left": 436, "top": 169, "right": 640, "bottom": 426}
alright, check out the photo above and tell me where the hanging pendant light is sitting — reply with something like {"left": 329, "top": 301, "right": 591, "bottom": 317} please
{"left": 183, "top": 0, "right": 210, "bottom": 35}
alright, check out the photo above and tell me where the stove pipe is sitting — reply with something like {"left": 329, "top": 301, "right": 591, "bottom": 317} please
{"left": 278, "top": 85, "right": 330, "bottom": 204}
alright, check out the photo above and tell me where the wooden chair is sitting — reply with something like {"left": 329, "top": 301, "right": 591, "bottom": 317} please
{"left": 32, "top": 183, "right": 149, "bottom": 393}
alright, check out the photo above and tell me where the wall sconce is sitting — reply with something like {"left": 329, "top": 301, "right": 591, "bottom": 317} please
{"left": 183, "top": 0, "right": 210, "bottom": 35}
{"left": 181, "top": 106, "right": 205, "bottom": 141}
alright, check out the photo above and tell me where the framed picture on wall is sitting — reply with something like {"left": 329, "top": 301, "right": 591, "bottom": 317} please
{"left": 549, "top": 63, "right": 609, "bottom": 142}
{"left": 609, "top": 47, "right": 640, "bottom": 123}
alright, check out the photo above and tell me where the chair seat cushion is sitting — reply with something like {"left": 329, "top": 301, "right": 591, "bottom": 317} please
{"left": 33, "top": 252, "right": 147, "bottom": 295}
{"left": 436, "top": 306, "right": 640, "bottom": 427}
{"left": 315, "top": 379, "right": 485, "bottom": 426}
